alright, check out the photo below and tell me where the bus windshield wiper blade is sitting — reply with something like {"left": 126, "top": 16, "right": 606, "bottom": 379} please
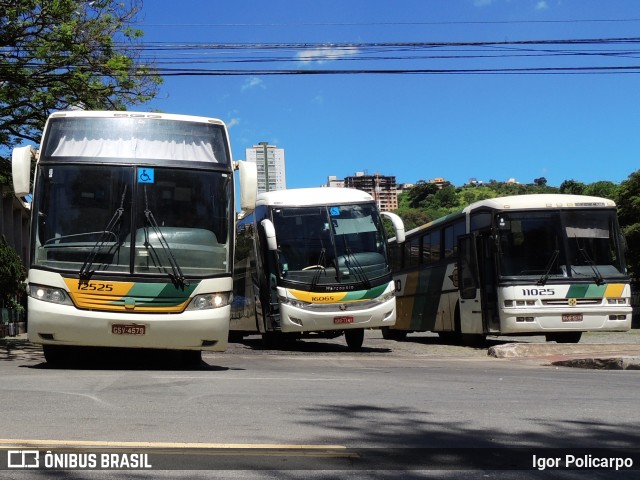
{"left": 341, "top": 237, "right": 371, "bottom": 289}
{"left": 143, "top": 187, "right": 185, "bottom": 288}
{"left": 79, "top": 185, "right": 127, "bottom": 282}
{"left": 576, "top": 241, "right": 604, "bottom": 286}
{"left": 310, "top": 246, "right": 326, "bottom": 290}
{"left": 537, "top": 249, "right": 559, "bottom": 286}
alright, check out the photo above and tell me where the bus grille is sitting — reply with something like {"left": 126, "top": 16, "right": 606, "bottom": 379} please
{"left": 542, "top": 298, "right": 602, "bottom": 306}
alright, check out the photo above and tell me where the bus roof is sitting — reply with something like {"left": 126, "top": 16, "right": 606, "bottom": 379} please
{"left": 395, "top": 193, "right": 618, "bottom": 241}
{"left": 256, "top": 187, "right": 374, "bottom": 207}
{"left": 47, "top": 110, "right": 226, "bottom": 127}
{"left": 464, "top": 194, "right": 616, "bottom": 213}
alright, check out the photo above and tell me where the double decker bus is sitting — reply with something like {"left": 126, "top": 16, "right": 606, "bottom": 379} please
{"left": 11, "top": 111, "right": 257, "bottom": 364}
{"left": 386, "top": 194, "right": 631, "bottom": 343}
{"left": 231, "top": 187, "right": 405, "bottom": 350}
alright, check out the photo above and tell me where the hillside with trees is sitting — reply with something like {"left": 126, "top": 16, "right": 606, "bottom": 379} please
{"left": 393, "top": 174, "right": 639, "bottom": 285}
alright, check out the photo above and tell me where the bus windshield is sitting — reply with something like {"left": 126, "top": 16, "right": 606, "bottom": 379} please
{"left": 33, "top": 164, "right": 231, "bottom": 277}
{"left": 496, "top": 209, "right": 626, "bottom": 281}
{"left": 271, "top": 203, "right": 390, "bottom": 287}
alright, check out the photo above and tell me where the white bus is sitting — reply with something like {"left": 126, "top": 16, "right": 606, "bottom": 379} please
{"left": 386, "top": 194, "right": 632, "bottom": 343}
{"left": 231, "top": 187, "right": 405, "bottom": 350}
{"left": 11, "top": 111, "right": 257, "bottom": 364}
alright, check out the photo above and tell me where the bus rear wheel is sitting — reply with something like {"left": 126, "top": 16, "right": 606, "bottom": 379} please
{"left": 345, "top": 328, "right": 364, "bottom": 351}
{"left": 546, "top": 332, "right": 582, "bottom": 343}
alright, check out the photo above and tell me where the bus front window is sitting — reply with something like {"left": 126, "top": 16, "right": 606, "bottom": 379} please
{"left": 133, "top": 168, "right": 231, "bottom": 276}
{"left": 563, "top": 210, "right": 625, "bottom": 279}
{"left": 32, "top": 165, "right": 232, "bottom": 277}
{"left": 33, "top": 165, "right": 133, "bottom": 273}
{"left": 497, "top": 212, "right": 564, "bottom": 278}
{"left": 272, "top": 203, "right": 389, "bottom": 287}
{"left": 497, "top": 210, "right": 626, "bottom": 280}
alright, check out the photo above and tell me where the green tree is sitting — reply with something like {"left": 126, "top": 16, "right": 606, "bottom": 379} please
{"left": 0, "top": 236, "right": 25, "bottom": 309}
{"left": 559, "top": 179, "right": 586, "bottom": 195}
{"left": 405, "top": 181, "right": 440, "bottom": 209}
{"left": 583, "top": 180, "right": 620, "bottom": 201}
{"left": 617, "top": 170, "right": 640, "bottom": 283}
{"left": 0, "top": 0, "right": 161, "bottom": 152}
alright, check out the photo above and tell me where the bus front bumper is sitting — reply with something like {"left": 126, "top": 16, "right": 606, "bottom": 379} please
{"left": 26, "top": 298, "right": 230, "bottom": 351}
{"left": 278, "top": 298, "right": 396, "bottom": 333}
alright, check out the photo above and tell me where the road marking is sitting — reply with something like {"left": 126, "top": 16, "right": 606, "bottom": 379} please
{"left": 0, "top": 438, "right": 347, "bottom": 450}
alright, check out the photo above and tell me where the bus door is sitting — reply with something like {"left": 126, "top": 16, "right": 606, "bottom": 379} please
{"left": 457, "top": 234, "right": 500, "bottom": 334}
{"left": 476, "top": 233, "right": 500, "bottom": 333}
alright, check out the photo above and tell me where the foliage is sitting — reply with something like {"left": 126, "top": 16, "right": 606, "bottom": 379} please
{"left": 0, "top": 0, "right": 161, "bottom": 154}
{"left": 617, "top": 170, "right": 640, "bottom": 283}
{"left": 0, "top": 236, "right": 25, "bottom": 308}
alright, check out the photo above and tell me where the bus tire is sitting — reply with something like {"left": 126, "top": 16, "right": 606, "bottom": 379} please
{"left": 42, "top": 345, "right": 71, "bottom": 366}
{"left": 381, "top": 327, "right": 407, "bottom": 341}
{"left": 180, "top": 350, "right": 202, "bottom": 367}
{"left": 546, "top": 332, "right": 582, "bottom": 343}
{"left": 345, "top": 328, "right": 364, "bottom": 351}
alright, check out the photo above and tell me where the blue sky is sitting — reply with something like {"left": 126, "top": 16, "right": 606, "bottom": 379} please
{"left": 138, "top": 0, "right": 640, "bottom": 188}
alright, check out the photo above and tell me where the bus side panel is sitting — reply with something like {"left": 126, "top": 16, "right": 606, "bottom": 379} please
{"left": 394, "top": 264, "right": 448, "bottom": 332}
{"left": 230, "top": 255, "right": 258, "bottom": 333}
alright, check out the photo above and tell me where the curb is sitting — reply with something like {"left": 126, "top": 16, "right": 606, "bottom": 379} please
{"left": 488, "top": 343, "right": 640, "bottom": 370}
{"left": 551, "top": 357, "right": 640, "bottom": 370}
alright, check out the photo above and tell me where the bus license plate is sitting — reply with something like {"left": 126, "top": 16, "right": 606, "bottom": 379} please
{"left": 562, "top": 314, "right": 583, "bottom": 322}
{"left": 334, "top": 316, "right": 354, "bottom": 325}
{"left": 112, "top": 324, "right": 146, "bottom": 335}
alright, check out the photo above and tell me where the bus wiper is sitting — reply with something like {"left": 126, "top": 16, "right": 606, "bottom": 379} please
{"left": 142, "top": 187, "right": 185, "bottom": 289}
{"left": 310, "top": 246, "right": 326, "bottom": 290}
{"left": 341, "top": 237, "right": 371, "bottom": 289}
{"left": 79, "top": 185, "right": 127, "bottom": 283}
{"left": 576, "top": 240, "right": 604, "bottom": 286}
{"left": 537, "top": 249, "right": 559, "bottom": 286}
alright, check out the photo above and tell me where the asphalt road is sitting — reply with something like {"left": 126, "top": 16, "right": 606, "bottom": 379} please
{"left": 1, "top": 329, "right": 639, "bottom": 479}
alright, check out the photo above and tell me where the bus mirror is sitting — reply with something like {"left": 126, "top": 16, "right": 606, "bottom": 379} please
{"left": 381, "top": 211, "right": 405, "bottom": 244}
{"left": 261, "top": 219, "right": 278, "bottom": 251}
{"left": 235, "top": 160, "right": 257, "bottom": 211}
{"left": 12, "top": 145, "right": 34, "bottom": 198}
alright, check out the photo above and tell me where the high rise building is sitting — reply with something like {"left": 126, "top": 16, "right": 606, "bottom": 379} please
{"left": 343, "top": 172, "right": 398, "bottom": 212}
{"left": 245, "top": 142, "right": 286, "bottom": 193}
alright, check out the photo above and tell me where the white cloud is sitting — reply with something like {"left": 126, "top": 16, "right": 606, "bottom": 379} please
{"left": 535, "top": 1, "right": 549, "bottom": 9}
{"left": 297, "top": 46, "right": 359, "bottom": 64}
{"left": 227, "top": 118, "right": 240, "bottom": 129}
{"left": 241, "top": 77, "right": 265, "bottom": 91}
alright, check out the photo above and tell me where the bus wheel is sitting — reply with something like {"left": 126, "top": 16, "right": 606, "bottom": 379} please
{"left": 546, "top": 332, "right": 582, "bottom": 343}
{"left": 381, "top": 327, "right": 407, "bottom": 341}
{"left": 345, "top": 329, "right": 364, "bottom": 351}
{"left": 42, "top": 345, "right": 71, "bottom": 366}
{"left": 180, "top": 350, "right": 203, "bottom": 368}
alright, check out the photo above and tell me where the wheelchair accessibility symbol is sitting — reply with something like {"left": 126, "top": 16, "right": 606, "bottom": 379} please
{"left": 137, "top": 168, "right": 155, "bottom": 184}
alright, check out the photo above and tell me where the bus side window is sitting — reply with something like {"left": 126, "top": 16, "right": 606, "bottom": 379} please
{"left": 430, "top": 231, "right": 441, "bottom": 262}
{"left": 405, "top": 237, "right": 420, "bottom": 267}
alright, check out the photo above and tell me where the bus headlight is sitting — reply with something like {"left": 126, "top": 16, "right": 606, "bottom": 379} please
{"left": 186, "top": 292, "right": 232, "bottom": 310}
{"left": 29, "top": 284, "right": 73, "bottom": 305}
{"left": 278, "top": 296, "right": 309, "bottom": 309}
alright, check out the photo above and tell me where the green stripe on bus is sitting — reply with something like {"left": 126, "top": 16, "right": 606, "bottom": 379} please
{"left": 109, "top": 282, "right": 197, "bottom": 307}
{"left": 343, "top": 284, "right": 388, "bottom": 301}
{"left": 566, "top": 284, "right": 607, "bottom": 298}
